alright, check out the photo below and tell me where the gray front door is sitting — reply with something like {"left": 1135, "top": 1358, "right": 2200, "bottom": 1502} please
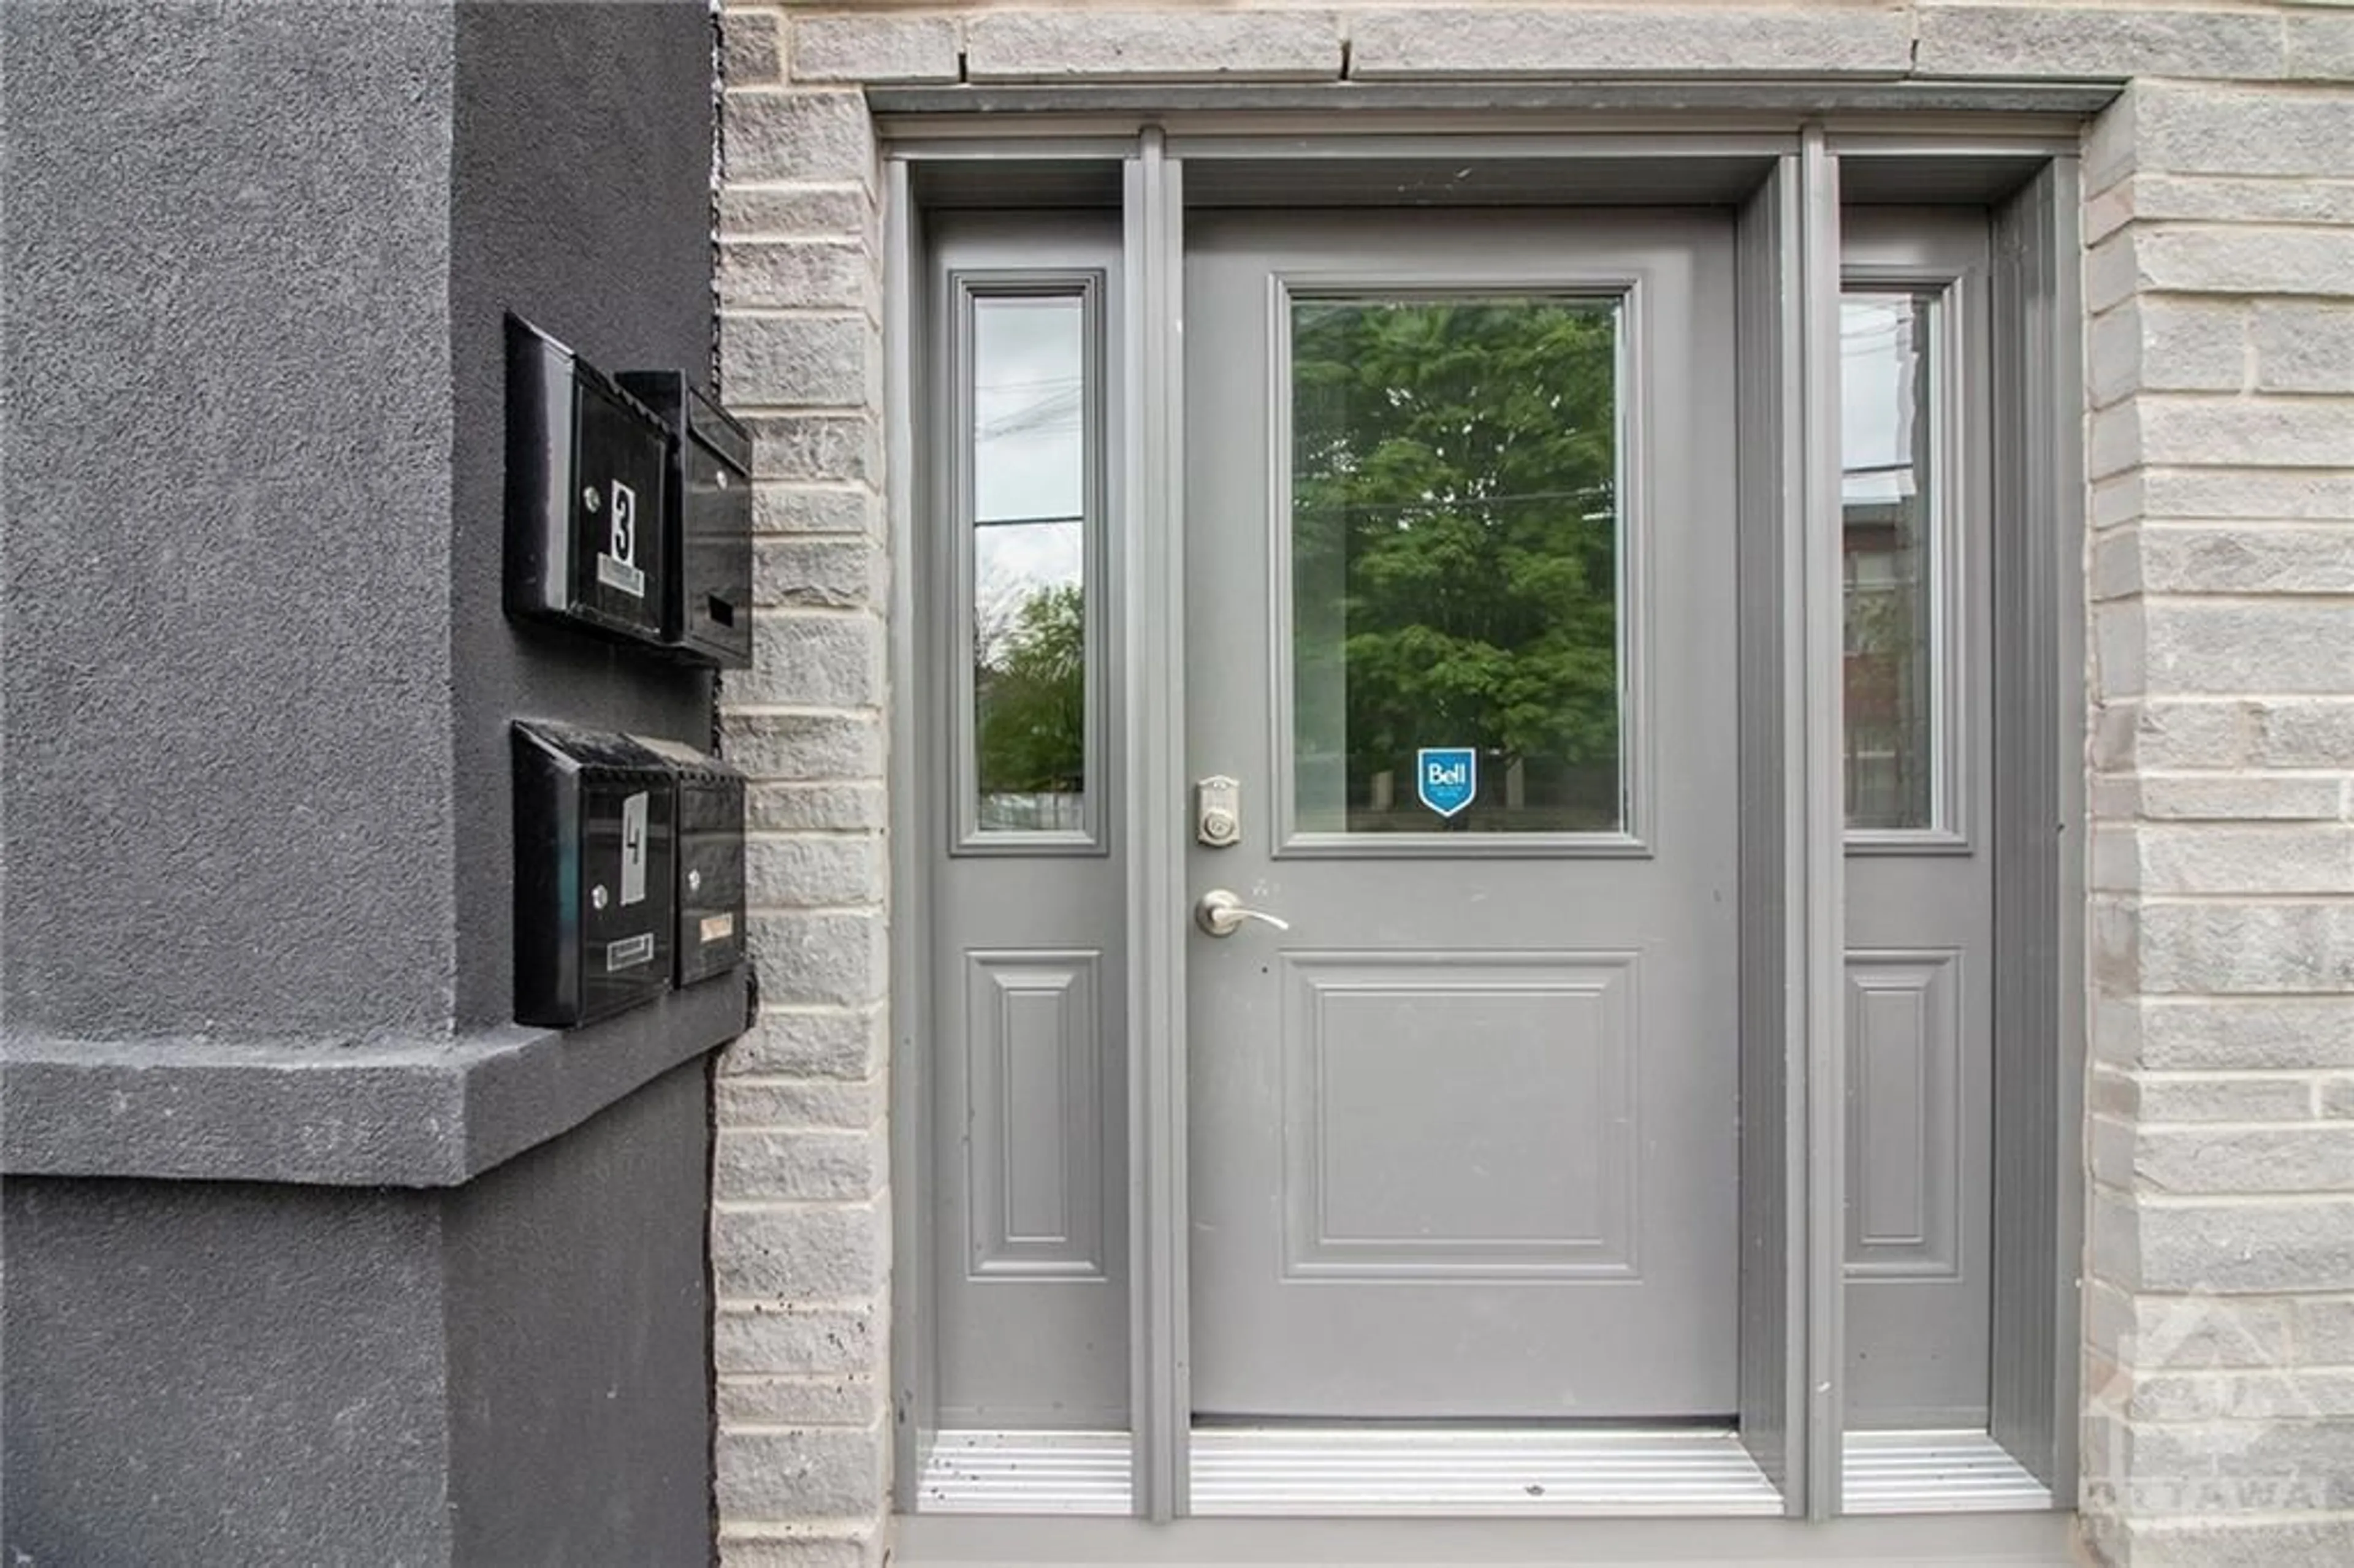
{"left": 1184, "top": 210, "right": 1741, "bottom": 1420}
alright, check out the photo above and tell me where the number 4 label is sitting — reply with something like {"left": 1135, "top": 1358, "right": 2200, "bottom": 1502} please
{"left": 619, "top": 791, "right": 648, "bottom": 907}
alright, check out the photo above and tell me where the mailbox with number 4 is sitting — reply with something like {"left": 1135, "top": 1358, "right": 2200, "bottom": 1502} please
{"left": 512, "top": 720, "right": 677, "bottom": 1028}
{"left": 634, "top": 736, "right": 748, "bottom": 986}
{"left": 505, "top": 315, "right": 671, "bottom": 648}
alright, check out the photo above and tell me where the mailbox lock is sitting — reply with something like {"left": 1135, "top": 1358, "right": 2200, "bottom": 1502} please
{"left": 591, "top": 885, "right": 609, "bottom": 910}
{"left": 582, "top": 486, "right": 601, "bottom": 513}
{"left": 688, "top": 869, "right": 703, "bottom": 893}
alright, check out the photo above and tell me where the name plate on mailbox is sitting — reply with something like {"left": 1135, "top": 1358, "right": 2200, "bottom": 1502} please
{"left": 512, "top": 720, "right": 677, "bottom": 1028}
{"left": 634, "top": 736, "right": 748, "bottom": 988}
{"left": 505, "top": 315, "right": 672, "bottom": 649}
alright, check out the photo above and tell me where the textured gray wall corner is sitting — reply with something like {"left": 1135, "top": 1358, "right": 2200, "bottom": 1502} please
{"left": 442, "top": 1059, "right": 718, "bottom": 1565}
{"left": 449, "top": 0, "right": 726, "bottom": 1033}
{"left": 0, "top": 0, "right": 741, "bottom": 1180}
{"left": 4, "top": 1058, "right": 714, "bottom": 1568}
{"left": 1, "top": 0, "right": 462, "bottom": 1039}
{"left": 2, "top": 1, "right": 730, "bottom": 1560}
{"left": 2, "top": 1179, "right": 459, "bottom": 1567}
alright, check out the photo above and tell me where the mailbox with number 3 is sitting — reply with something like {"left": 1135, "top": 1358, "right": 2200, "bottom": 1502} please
{"left": 504, "top": 314, "right": 671, "bottom": 647}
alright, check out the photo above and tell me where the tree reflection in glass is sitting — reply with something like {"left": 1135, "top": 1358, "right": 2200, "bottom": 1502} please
{"left": 1290, "top": 297, "right": 1624, "bottom": 834}
{"left": 972, "top": 294, "right": 1087, "bottom": 834}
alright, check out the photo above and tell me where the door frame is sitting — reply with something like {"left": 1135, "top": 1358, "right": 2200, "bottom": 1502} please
{"left": 884, "top": 114, "right": 2087, "bottom": 1529}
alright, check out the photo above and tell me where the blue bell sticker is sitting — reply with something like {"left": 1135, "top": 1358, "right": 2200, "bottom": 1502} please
{"left": 1415, "top": 747, "right": 1477, "bottom": 819}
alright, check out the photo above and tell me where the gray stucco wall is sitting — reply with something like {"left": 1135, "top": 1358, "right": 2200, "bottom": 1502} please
{"left": 1, "top": 0, "right": 737, "bottom": 1189}
{"left": 444, "top": 1056, "right": 716, "bottom": 1565}
{"left": 2, "top": 2, "right": 732, "bottom": 1561}
{"left": 3, "top": 1178, "right": 456, "bottom": 1567}
{"left": 4, "top": 1058, "right": 715, "bottom": 1567}
{"left": 1, "top": 0, "right": 461, "bottom": 1039}
{"left": 449, "top": 0, "right": 720, "bottom": 1032}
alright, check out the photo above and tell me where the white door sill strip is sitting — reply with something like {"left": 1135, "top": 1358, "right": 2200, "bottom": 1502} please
{"left": 893, "top": 1512, "right": 2081, "bottom": 1566}
{"left": 1190, "top": 1425, "right": 1783, "bottom": 1518}
{"left": 915, "top": 1426, "right": 1789, "bottom": 1519}
{"left": 912, "top": 1427, "right": 2058, "bottom": 1531}
{"left": 1842, "top": 1430, "right": 2054, "bottom": 1515}
{"left": 918, "top": 1431, "right": 1133, "bottom": 1515}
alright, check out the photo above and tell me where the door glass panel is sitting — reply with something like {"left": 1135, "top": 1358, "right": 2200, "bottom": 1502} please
{"left": 972, "top": 293, "right": 1087, "bottom": 835}
{"left": 1290, "top": 296, "right": 1623, "bottom": 835}
{"left": 1840, "top": 292, "right": 1938, "bottom": 833}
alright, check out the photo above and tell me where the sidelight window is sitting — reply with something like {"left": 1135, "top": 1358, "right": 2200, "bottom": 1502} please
{"left": 956, "top": 278, "right": 1103, "bottom": 847}
{"left": 1840, "top": 287, "right": 1952, "bottom": 836}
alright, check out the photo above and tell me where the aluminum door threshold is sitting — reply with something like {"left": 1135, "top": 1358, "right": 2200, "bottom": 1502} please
{"left": 1842, "top": 1430, "right": 2054, "bottom": 1515}
{"left": 916, "top": 1425, "right": 1792, "bottom": 1518}
{"left": 895, "top": 1511, "right": 2080, "bottom": 1566}
{"left": 919, "top": 1431, "right": 1134, "bottom": 1515}
{"left": 1190, "top": 1425, "right": 1783, "bottom": 1517}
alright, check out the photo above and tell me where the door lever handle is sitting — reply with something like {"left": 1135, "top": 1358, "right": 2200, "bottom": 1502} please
{"left": 1195, "top": 889, "right": 1291, "bottom": 937}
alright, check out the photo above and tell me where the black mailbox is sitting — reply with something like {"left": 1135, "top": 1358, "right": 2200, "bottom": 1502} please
{"left": 506, "top": 316, "right": 671, "bottom": 649}
{"left": 512, "top": 720, "right": 676, "bottom": 1028}
{"left": 619, "top": 370, "right": 754, "bottom": 669}
{"left": 636, "top": 737, "right": 747, "bottom": 986}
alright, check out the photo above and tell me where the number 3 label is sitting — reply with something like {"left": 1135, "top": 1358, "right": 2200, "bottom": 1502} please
{"left": 595, "top": 479, "right": 648, "bottom": 598}
{"left": 609, "top": 481, "right": 637, "bottom": 568}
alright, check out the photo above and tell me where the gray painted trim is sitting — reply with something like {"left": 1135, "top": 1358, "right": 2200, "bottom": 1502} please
{"left": 1989, "top": 162, "right": 2049, "bottom": 1494}
{"left": 886, "top": 156, "right": 937, "bottom": 1513}
{"left": 1173, "top": 132, "right": 1796, "bottom": 161}
{"left": 1983, "top": 157, "right": 2087, "bottom": 1509}
{"left": 1122, "top": 130, "right": 1190, "bottom": 1521}
{"left": 871, "top": 82, "right": 2119, "bottom": 120}
{"left": 1995, "top": 170, "right": 2046, "bottom": 1477}
{"left": 902, "top": 138, "right": 1145, "bottom": 164}
{"left": 0, "top": 976, "right": 744, "bottom": 1186}
{"left": 2046, "top": 157, "right": 2086, "bottom": 1513}
{"left": 1769, "top": 155, "right": 1814, "bottom": 1519}
{"left": 1733, "top": 153, "right": 1806, "bottom": 1515}
{"left": 891, "top": 125, "right": 2084, "bottom": 171}
{"left": 1797, "top": 127, "right": 1850, "bottom": 1522}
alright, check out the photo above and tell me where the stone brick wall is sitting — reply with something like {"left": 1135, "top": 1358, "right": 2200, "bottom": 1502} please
{"left": 2082, "top": 69, "right": 2354, "bottom": 1568}
{"left": 709, "top": 42, "right": 892, "bottom": 1567}
{"left": 708, "top": 7, "right": 2354, "bottom": 1566}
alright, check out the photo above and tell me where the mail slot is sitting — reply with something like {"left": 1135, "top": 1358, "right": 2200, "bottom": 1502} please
{"left": 512, "top": 720, "right": 676, "bottom": 1028}
{"left": 618, "top": 370, "right": 753, "bottom": 669}
{"left": 636, "top": 736, "right": 748, "bottom": 987}
{"left": 505, "top": 315, "right": 671, "bottom": 648}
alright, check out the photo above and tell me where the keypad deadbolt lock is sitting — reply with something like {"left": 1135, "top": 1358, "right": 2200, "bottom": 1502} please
{"left": 1195, "top": 775, "right": 1241, "bottom": 848}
